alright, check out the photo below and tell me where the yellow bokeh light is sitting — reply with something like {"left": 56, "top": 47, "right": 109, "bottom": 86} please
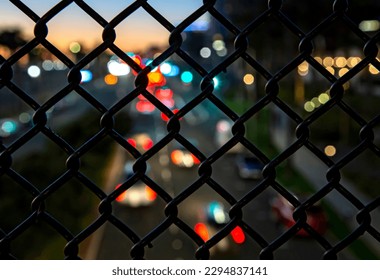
{"left": 69, "top": 42, "right": 81, "bottom": 54}
{"left": 298, "top": 61, "right": 309, "bottom": 76}
{"left": 369, "top": 64, "right": 380, "bottom": 75}
{"left": 104, "top": 74, "right": 118, "bottom": 85}
{"left": 323, "top": 57, "right": 334, "bottom": 67}
{"left": 314, "top": 57, "right": 323, "bottom": 64}
{"left": 243, "top": 74, "right": 255, "bottom": 85}
{"left": 318, "top": 93, "right": 330, "bottom": 104}
{"left": 347, "top": 57, "right": 361, "bottom": 68}
{"left": 148, "top": 72, "right": 165, "bottom": 84}
{"left": 298, "top": 61, "right": 309, "bottom": 72}
{"left": 304, "top": 101, "right": 315, "bottom": 112}
{"left": 338, "top": 67, "right": 349, "bottom": 77}
{"left": 326, "top": 66, "right": 335, "bottom": 75}
{"left": 324, "top": 145, "right": 336, "bottom": 157}
{"left": 311, "top": 97, "right": 321, "bottom": 108}
{"left": 212, "top": 40, "right": 225, "bottom": 51}
{"left": 334, "top": 57, "right": 347, "bottom": 68}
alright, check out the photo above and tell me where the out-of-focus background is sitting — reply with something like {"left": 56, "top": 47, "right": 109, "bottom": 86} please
{"left": 0, "top": 0, "right": 380, "bottom": 260}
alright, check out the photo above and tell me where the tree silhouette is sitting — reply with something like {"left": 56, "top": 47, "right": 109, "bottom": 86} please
{"left": 0, "top": 29, "right": 27, "bottom": 51}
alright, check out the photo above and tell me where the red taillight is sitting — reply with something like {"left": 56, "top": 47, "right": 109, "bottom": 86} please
{"left": 161, "top": 109, "right": 181, "bottom": 122}
{"left": 171, "top": 150, "right": 183, "bottom": 165}
{"left": 127, "top": 138, "right": 137, "bottom": 148}
{"left": 136, "top": 101, "right": 155, "bottom": 113}
{"left": 115, "top": 184, "right": 127, "bottom": 202}
{"left": 191, "top": 154, "right": 201, "bottom": 165}
{"left": 161, "top": 112, "right": 170, "bottom": 122}
{"left": 145, "top": 186, "right": 157, "bottom": 201}
{"left": 194, "top": 223, "right": 209, "bottom": 242}
{"left": 230, "top": 226, "right": 245, "bottom": 244}
{"left": 142, "top": 138, "right": 154, "bottom": 150}
{"left": 156, "top": 88, "right": 174, "bottom": 100}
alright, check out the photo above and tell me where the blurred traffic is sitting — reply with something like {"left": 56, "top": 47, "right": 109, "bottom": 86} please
{"left": 194, "top": 201, "right": 246, "bottom": 253}
{"left": 1, "top": 0, "right": 379, "bottom": 260}
{"left": 114, "top": 161, "right": 157, "bottom": 207}
{"left": 271, "top": 194, "right": 328, "bottom": 237}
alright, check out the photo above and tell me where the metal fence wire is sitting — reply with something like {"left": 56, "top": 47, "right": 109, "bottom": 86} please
{"left": 0, "top": 0, "right": 380, "bottom": 260}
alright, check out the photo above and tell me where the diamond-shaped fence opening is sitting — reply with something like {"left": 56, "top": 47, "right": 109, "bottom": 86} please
{"left": 308, "top": 105, "right": 362, "bottom": 148}
{"left": 114, "top": 8, "right": 171, "bottom": 53}
{"left": 342, "top": 150, "right": 380, "bottom": 198}
{"left": 247, "top": 20, "right": 301, "bottom": 73}
{"left": 147, "top": 0, "right": 204, "bottom": 28}
{"left": 0, "top": 0, "right": 380, "bottom": 260}
{"left": 81, "top": 0, "right": 135, "bottom": 22}
{"left": 45, "top": 4, "right": 104, "bottom": 55}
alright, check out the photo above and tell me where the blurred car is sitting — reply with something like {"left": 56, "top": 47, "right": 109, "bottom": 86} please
{"left": 127, "top": 133, "right": 154, "bottom": 153}
{"left": 170, "top": 140, "right": 200, "bottom": 168}
{"left": 114, "top": 161, "right": 157, "bottom": 207}
{"left": 235, "top": 155, "right": 264, "bottom": 179}
{"left": 271, "top": 194, "right": 327, "bottom": 237}
{"left": 194, "top": 201, "right": 246, "bottom": 251}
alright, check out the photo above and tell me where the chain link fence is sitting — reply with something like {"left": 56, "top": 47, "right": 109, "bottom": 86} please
{"left": 0, "top": 0, "right": 379, "bottom": 259}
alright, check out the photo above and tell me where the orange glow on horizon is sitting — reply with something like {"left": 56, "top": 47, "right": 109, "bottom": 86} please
{"left": 7, "top": 20, "right": 169, "bottom": 54}
{"left": 1, "top": 0, "right": 204, "bottom": 53}
{"left": 47, "top": 30, "right": 169, "bottom": 54}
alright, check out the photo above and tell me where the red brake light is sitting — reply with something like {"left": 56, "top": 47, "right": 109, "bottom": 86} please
{"left": 231, "top": 226, "right": 245, "bottom": 244}
{"left": 156, "top": 88, "right": 174, "bottom": 99}
{"left": 142, "top": 138, "right": 154, "bottom": 150}
{"left": 145, "top": 186, "right": 157, "bottom": 201}
{"left": 115, "top": 184, "right": 127, "bottom": 202}
{"left": 161, "top": 109, "right": 181, "bottom": 122}
{"left": 191, "top": 154, "right": 201, "bottom": 165}
{"left": 136, "top": 101, "right": 155, "bottom": 113}
{"left": 171, "top": 150, "right": 183, "bottom": 165}
{"left": 194, "top": 223, "right": 209, "bottom": 242}
{"left": 137, "top": 94, "right": 147, "bottom": 101}
{"left": 161, "top": 112, "right": 169, "bottom": 122}
{"left": 127, "top": 138, "right": 137, "bottom": 148}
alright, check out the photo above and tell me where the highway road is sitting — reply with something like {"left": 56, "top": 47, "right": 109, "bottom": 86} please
{"left": 2, "top": 65, "right": 350, "bottom": 260}
{"left": 92, "top": 108, "right": 342, "bottom": 260}
{"left": 76, "top": 71, "right": 352, "bottom": 260}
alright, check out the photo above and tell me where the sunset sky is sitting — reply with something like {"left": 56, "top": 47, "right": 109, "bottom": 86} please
{"left": 0, "top": 0, "right": 205, "bottom": 52}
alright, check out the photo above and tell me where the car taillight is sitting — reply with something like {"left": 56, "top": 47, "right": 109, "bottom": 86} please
{"left": 171, "top": 150, "right": 183, "bottom": 165}
{"left": 142, "top": 138, "right": 154, "bottom": 150}
{"left": 136, "top": 101, "right": 155, "bottom": 113}
{"left": 194, "top": 223, "right": 209, "bottom": 242}
{"left": 191, "top": 154, "right": 200, "bottom": 165}
{"left": 115, "top": 184, "right": 127, "bottom": 202}
{"left": 127, "top": 138, "right": 137, "bottom": 148}
{"left": 145, "top": 186, "right": 157, "bottom": 201}
{"left": 230, "top": 226, "right": 245, "bottom": 244}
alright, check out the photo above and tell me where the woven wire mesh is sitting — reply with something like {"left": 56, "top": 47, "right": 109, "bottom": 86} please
{"left": 0, "top": 0, "right": 379, "bottom": 259}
